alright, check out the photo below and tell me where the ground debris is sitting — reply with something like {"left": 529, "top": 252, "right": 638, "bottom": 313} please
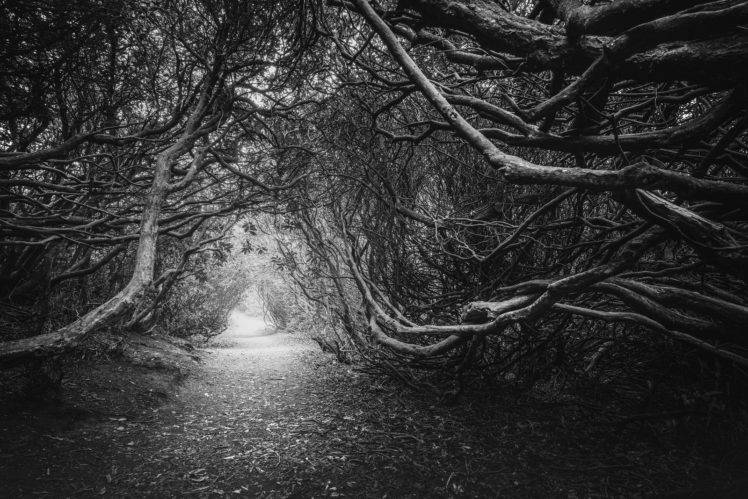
{"left": 2, "top": 315, "right": 746, "bottom": 497}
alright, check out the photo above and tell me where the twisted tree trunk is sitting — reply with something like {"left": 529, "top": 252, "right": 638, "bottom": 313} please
{"left": 0, "top": 101, "right": 211, "bottom": 367}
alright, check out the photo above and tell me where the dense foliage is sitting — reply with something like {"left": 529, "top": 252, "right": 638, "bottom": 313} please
{"left": 264, "top": 0, "right": 748, "bottom": 397}
{"left": 0, "top": 0, "right": 318, "bottom": 355}
{"left": 2, "top": 0, "right": 747, "bottom": 405}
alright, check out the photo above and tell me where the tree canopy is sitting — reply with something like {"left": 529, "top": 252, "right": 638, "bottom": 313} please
{"left": 2, "top": 0, "right": 747, "bottom": 388}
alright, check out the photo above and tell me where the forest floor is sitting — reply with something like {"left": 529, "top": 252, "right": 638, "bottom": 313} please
{"left": 1, "top": 312, "right": 746, "bottom": 498}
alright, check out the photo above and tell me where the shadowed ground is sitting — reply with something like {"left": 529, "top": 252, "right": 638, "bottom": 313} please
{"left": 1, "top": 312, "right": 745, "bottom": 497}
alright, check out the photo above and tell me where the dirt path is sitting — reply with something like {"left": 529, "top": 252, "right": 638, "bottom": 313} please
{"left": 2, "top": 312, "right": 745, "bottom": 497}
{"left": 2, "top": 313, "right": 366, "bottom": 497}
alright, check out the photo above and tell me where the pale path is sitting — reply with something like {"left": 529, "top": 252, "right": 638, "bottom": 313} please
{"left": 97, "top": 313, "right": 505, "bottom": 496}
{"left": 108, "top": 312, "right": 353, "bottom": 495}
{"left": 2, "top": 311, "right": 734, "bottom": 497}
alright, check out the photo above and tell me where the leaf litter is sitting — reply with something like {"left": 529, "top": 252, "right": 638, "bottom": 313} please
{"left": 1, "top": 328, "right": 746, "bottom": 497}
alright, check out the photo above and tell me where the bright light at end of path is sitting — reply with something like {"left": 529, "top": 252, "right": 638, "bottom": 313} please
{"left": 227, "top": 310, "right": 270, "bottom": 336}
{"left": 213, "top": 310, "right": 301, "bottom": 370}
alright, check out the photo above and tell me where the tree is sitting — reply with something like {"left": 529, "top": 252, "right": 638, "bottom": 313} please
{"left": 0, "top": 0, "right": 318, "bottom": 365}
{"left": 273, "top": 0, "right": 748, "bottom": 380}
{"left": 3, "top": 0, "right": 747, "bottom": 387}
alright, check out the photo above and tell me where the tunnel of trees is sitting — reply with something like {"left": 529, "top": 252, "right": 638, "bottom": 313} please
{"left": 2, "top": 0, "right": 748, "bottom": 401}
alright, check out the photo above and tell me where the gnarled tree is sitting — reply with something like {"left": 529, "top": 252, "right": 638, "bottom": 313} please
{"left": 0, "top": 0, "right": 319, "bottom": 365}
{"left": 268, "top": 0, "right": 748, "bottom": 386}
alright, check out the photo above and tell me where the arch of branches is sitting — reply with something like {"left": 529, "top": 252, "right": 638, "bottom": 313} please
{"left": 2, "top": 1, "right": 747, "bottom": 385}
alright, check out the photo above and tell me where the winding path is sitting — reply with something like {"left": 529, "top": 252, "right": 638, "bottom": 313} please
{"left": 2, "top": 312, "right": 740, "bottom": 497}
